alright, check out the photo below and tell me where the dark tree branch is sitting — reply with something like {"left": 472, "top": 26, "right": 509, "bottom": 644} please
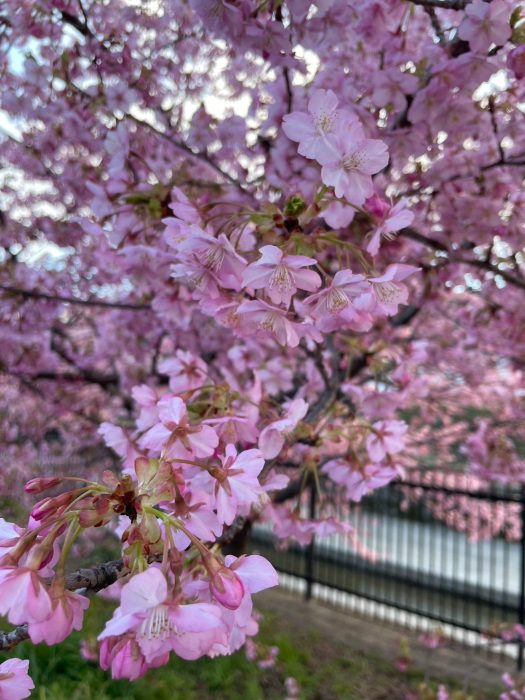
{"left": 0, "top": 284, "right": 151, "bottom": 311}
{"left": 0, "top": 624, "right": 29, "bottom": 652}
{"left": 424, "top": 5, "right": 447, "bottom": 42}
{"left": 60, "top": 10, "right": 92, "bottom": 37}
{"left": 283, "top": 68, "right": 293, "bottom": 114}
{"left": 399, "top": 227, "right": 525, "bottom": 291}
{"left": 64, "top": 558, "right": 126, "bottom": 592}
{"left": 407, "top": 0, "right": 468, "bottom": 9}
{"left": 11, "top": 370, "right": 119, "bottom": 388}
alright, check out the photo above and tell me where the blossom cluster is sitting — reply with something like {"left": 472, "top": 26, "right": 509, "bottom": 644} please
{"left": 163, "top": 182, "right": 419, "bottom": 347}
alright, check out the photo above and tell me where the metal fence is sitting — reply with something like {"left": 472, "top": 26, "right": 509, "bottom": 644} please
{"left": 249, "top": 471, "right": 525, "bottom": 669}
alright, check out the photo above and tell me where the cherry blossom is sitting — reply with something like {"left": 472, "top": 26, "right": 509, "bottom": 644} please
{"left": 236, "top": 300, "right": 304, "bottom": 347}
{"left": 0, "top": 568, "right": 52, "bottom": 625}
{"left": 361, "top": 265, "right": 420, "bottom": 316}
{"left": 282, "top": 89, "right": 357, "bottom": 162}
{"left": 242, "top": 246, "right": 321, "bottom": 307}
{"left": 98, "top": 567, "right": 225, "bottom": 663}
{"left": 319, "top": 121, "right": 389, "bottom": 206}
{"left": 0, "top": 659, "right": 34, "bottom": 700}
{"left": 365, "top": 198, "right": 414, "bottom": 256}
{"left": 304, "top": 270, "right": 372, "bottom": 332}
{"left": 458, "top": 0, "right": 511, "bottom": 54}
{"left": 366, "top": 420, "right": 408, "bottom": 463}
{"left": 140, "top": 396, "right": 219, "bottom": 458}
{"left": 28, "top": 584, "right": 89, "bottom": 645}
{"left": 258, "top": 399, "right": 309, "bottom": 459}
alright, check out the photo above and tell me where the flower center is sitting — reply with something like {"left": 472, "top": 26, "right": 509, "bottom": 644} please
{"left": 327, "top": 287, "right": 349, "bottom": 313}
{"left": 314, "top": 110, "right": 336, "bottom": 133}
{"left": 342, "top": 151, "right": 364, "bottom": 172}
{"left": 268, "top": 264, "right": 293, "bottom": 291}
{"left": 260, "top": 312, "right": 278, "bottom": 332}
{"left": 373, "top": 281, "right": 402, "bottom": 304}
{"left": 139, "top": 604, "right": 174, "bottom": 640}
{"left": 204, "top": 245, "right": 225, "bottom": 272}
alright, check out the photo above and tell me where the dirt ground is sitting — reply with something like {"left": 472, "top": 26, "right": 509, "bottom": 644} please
{"left": 257, "top": 588, "right": 507, "bottom": 698}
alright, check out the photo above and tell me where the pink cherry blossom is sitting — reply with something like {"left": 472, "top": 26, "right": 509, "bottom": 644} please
{"left": 365, "top": 199, "right": 414, "bottom": 256}
{"left": 223, "top": 554, "right": 279, "bottom": 594}
{"left": 159, "top": 350, "right": 209, "bottom": 394}
{"left": 320, "top": 121, "right": 389, "bottom": 206}
{"left": 131, "top": 385, "right": 159, "bottom": 432}
{"left": 0, "top": 567, "right": 52, "bottom": 625}
{"left": 322, "top": 200, "right": 356, "bottom": 228}
{"left": 282, "top": 89, "right": 358, "bottom": 162}
{"left": 242, "top": 246, "right": 321, "bottom": 307}
{"left": 98, "top": 423, "right": 140, "bottom": 474}
{"left": 236, "top": 299, "right": 303, "bottom": 347}
{"left": 323, "top": 460, "right": 399, "bottom": 502}
{"left": 197, "top": 444, "right": 265, "bottom": 525}
{"left": 170, "top": 488, "right": 223, "bottom": 549}
{"left": 371, "top": 67, "right": 419, "bottom": 112}
{"left": 0, "top": 658, "right": 34, "bottom": 700}
{"left": 204, "top": 415, "right": 259, "bottom": 445}
{"left": 366, "top": 420, "right": 407, "bottom": 462}
{"left": 458, "top": 0, "right": 511, "bottom": 53}
{"left": 508, "top": 45, "right": 525, "bottom": 80}
{"left": 258, "top": 399, "right": 309, "bottom": 459}
{"left": 99, "top": 567, "right": 225, "bottom": 663}
{"left": 99, "top": 635, "right": 161, "bottom": 681}
{"left": 176, "top": 227, "right": 247, "bottom": 291}
{"left": 140, "top": 396, "right": 218, "bottom": 458}
{"left": 209, "top": 564, "right": 246, "bottom": 610}
{"left": 303, "top": 270, "right": 372, "bottom": 332}
{"left": 360, "top": 264, "right": 420, "bottom": 316}
{"left": 28, "top": 585, "right": 89, "bottom": 645}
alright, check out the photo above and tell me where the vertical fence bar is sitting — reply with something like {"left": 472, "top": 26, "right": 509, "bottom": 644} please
{"left": 518, "top": 484, "right": 525, "bottom": 671}
{"left": 305, "top": 483, "right": 316, "bottom": 601}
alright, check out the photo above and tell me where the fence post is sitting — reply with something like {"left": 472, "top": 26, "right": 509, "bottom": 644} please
{"left": 518, "top": 484, "right": 525, "bottom": 671}
{"left": 305, "top": 483, "right": 316, "bottom": 601}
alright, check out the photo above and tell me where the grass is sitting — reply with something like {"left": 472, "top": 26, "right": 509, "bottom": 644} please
{"left": 1, "top": 597, "right": 494, "bottom": 700}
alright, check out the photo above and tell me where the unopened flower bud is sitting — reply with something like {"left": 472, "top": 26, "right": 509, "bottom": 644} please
{"left": 31, "top": 489, "right": 81, "bottom": 521}
{"left": 210, "top": 566, "right": 245, "bottom": 610}
{"left": 25, "top": 476, "right": 61, "bottom": 494}
{"left": 25, "top": 540, "right": 56, "bottom": 571}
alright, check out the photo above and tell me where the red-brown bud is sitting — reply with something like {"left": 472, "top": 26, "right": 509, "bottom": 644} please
{"left": 24, "top": 477, "right": 61, "bottom": 494}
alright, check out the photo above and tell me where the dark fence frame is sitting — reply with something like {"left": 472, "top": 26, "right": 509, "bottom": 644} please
{"left": 250, "top": 475, "right": 525, "bottom": 670}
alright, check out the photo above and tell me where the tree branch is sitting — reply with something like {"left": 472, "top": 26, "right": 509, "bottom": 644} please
{"left": 127, "top": 114, "right": 248, "bottom": 195}
{"left": 0, "top": 624, "right": 29, "bottom": 652}
{"left": 400, "top": 227, "right": 525, "bottom": 291}
{"left": 0, "top": 284, "right": 151, "bottom": 311}
{"left": 407, "top": 0, "right": 468, "bottom": 9}
{"left": 60, "top": 10, "right": 92, "bottom": 37}
{"left": 10, "top": 370, "right": 119, "bottom": 388}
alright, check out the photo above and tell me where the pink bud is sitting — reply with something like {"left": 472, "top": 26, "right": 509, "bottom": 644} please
{"left": 31, "top": 490, "right": 78, "bottom": 521}
{"left": 210, "top": 567, "right": 245, "bottom": 610}
{"left": 25, "top": 477, "right": 61, "bottom": 494}
{"left": 364, "top": 194, "right": 390, "bottom": 219}
{"left": 508, "top": 45, "right": 525, "bottom": 80}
